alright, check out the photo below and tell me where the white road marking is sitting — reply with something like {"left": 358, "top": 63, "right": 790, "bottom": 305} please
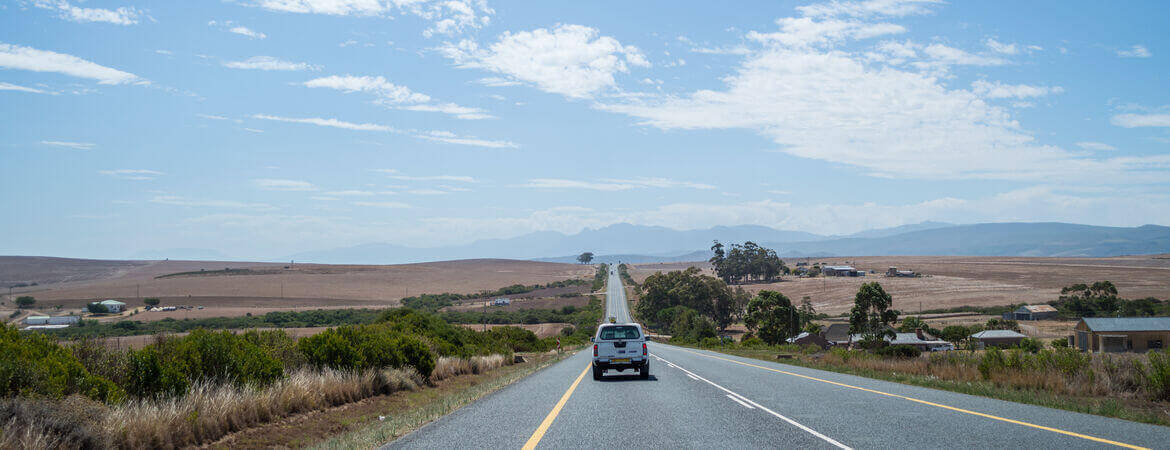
{"left": 653, "top": 354, "right": 851, "bottom": 450}
{"left": 686, "top": 373, "right": 699, "bottom": 381}
{"left": 726, "top": 394, "right": 755, "bottom": 409}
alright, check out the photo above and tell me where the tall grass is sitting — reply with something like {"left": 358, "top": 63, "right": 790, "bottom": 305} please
{"left": 1, "top": 355, "right": 513, "bottom": 449}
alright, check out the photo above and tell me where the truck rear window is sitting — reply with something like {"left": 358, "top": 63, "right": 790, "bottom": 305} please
{"left": 599, "top": 326, "right": 640, "bottom": 340}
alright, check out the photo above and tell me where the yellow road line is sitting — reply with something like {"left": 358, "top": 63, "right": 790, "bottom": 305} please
{"left": 522, "top": 363, "right": 591, "bottom": 450}
{"left": 675, "top": 347, "right": 1147, "bottom": 450}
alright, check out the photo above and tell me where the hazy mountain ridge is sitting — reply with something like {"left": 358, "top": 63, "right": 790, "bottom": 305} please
{"left": 286, "top": 222, "right": 1170, "bottom": 264}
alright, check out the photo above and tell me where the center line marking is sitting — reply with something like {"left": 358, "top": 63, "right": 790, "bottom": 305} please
{"left": 673, "top": 347, "right": 1148, "bottom": 450}
{"left": 522, "top": 362, "right": 590, "bottom": 450}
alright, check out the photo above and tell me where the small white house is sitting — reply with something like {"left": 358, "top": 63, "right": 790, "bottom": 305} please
{"left": 24, "top": 315, "right": 50, "bottom": 325}
{"left": 95, "top": 299, "right": 126, "bottom": 313}
{"left": 24, "top": 315, "right": 80, "bottom": 326}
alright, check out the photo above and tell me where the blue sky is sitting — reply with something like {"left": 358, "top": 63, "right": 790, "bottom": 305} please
{"left": 2, "top": 0, "right": 1169, "bottom": 260}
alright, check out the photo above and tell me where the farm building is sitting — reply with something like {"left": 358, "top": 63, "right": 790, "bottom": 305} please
{"left": 786, "top": 332, "right": 830, "bottom": 349}
{"left": 23, "top": 315, "right": 79, "bottom": 326}
{"left": 1012, "top": 304, "right": 1058, "bottom": 321}
{"left": 970, "top": 330, "right": 1027, "bottom": 349}
{"left": 823, "top": 323, "right": 854, "bottom": 346}
{"left": 823, "top": 266, "right": 863, "bottom": 277}
{"left": 886, "top": 267, "right": 918, "bottom": 277}
{"left": 1074, "top": 317, "right": 1170, "bottom": 353}
{"left": 888, "top": 330, "right": 951, "bottom": 351}
{"left": 491, "top": 298, "right": 511, "bottom": 306}
{"left": 91, "top": 299, "right": 126, "bottom": 313}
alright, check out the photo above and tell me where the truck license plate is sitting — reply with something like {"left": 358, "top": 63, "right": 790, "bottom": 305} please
{"left": 612, "top": 358, "right": 630, "bottom": 364}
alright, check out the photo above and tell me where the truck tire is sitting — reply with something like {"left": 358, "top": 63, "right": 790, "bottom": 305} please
{"left": 639, "top": 363, "right": 649, "bottom": 379}
{"left": 592, "top": 365, "right": 602, "bottom": 380}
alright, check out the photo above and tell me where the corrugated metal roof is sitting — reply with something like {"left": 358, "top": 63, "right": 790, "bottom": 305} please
{"left": 971, "top": 330, "right": 1027, "bottom": 339}
{"left": 1020, "top": 304, "right": 1057, "bottom": 313}
{"left": 1082, "top": 317, "right": 1170, "bottom": 332}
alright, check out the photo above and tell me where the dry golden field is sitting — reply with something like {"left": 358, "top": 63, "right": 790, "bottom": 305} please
{"left": 0, "top": 257, "right": 593, "bottom": 322}
{"left": 629, "top": 254, "right": 1170, "bottom": 315}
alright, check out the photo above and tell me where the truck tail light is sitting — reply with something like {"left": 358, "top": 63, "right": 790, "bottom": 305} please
{"left": 642, "top": 343, "right": 647, "bottom": 356}
{"left": 593, "top": 344, "right": 598, "bottom": 357}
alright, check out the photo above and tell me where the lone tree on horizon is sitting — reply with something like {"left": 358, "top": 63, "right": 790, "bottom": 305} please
{"left": 577, "top": 252, "right": 594, "bottom": 264}
{"left": 849, "top": 282, "right": 899, "bottom": 348}
{"left": 144, "top": 297, "right": 160, "bottom": 307}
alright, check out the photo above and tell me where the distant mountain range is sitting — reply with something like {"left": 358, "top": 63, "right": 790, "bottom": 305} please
{"left": 287, "top": 222, "right": 1170, "bottom": 264}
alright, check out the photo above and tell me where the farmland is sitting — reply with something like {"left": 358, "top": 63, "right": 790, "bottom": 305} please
{"left": 0, "top": 257, "right": 593, "bottom": 323}
{"left": 628, "top": 254, "right": 1170, "bottom": 316}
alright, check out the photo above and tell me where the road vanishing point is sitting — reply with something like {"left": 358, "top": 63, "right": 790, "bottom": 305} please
{"left": 387, "top": 270, "right": 1167, "bottom": 449}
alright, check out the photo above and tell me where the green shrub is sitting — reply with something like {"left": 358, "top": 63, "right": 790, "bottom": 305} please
{"left": 875, "top": 344, "right": 921, "bottom": 358}
{"left": 0, "top": 324, "right": 122, "bottom": 403}
{"left": 1050, "top": 338, "right": 1069, "bottom": 348}
{"left": 1017, "top": 338, "right": 1043, "bottom": 353}
{"left": 978, "top": 347, "right": 1006, "bottom": 379}
{"left": 1140, "top": 350, "right": 1170, "bottom": 401}
{"left": 297, "top": 324, "right": 437, "bottom": 378}
{"left": 699, "top": 337, "right": 721, "bottom": 348}
{"left": 124, "top": 347, "right": 187, "bottom": 398}
{"left": 740, "top": 336, "right": 765, "bottom": 348}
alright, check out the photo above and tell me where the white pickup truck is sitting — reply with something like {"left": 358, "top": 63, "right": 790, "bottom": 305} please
{"left": 591, "top": 323, "right": 649, "bottom": 380}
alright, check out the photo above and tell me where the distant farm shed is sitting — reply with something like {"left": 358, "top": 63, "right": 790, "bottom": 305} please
{"left": 823, "top": 266, "right": 864, "bottom": 277}
{"left": 24, "top": 315, "right": 79, "bottom": 326}
{"left": 1013, "top": 304, "right": 1057, "bottom": 321}
{"left": 1075, "top": 317, "right": 1170, "bottom": 353}
{"left": 970, "top": 329, "right": 1027, "bottom": 349}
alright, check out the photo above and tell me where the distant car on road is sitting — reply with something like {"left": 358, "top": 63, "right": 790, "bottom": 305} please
{"left": 592, "top": 323, "right": 648, "bottom": 380}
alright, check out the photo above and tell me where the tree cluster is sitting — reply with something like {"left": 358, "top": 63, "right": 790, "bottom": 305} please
{"left": 849, "top": 282, "right": 899, "bottom": 347}
{"left": 709, "top": 241, "right": 788, "bottom": 284}
{"left": 635, "top": 267, "right": 749, "bottom": 332}
{"left": 1049, "top": 281, "right": 1169, "bottom": 317}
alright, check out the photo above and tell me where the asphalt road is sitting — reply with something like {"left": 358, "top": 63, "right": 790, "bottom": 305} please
{"left": 387, "top": 271, "right": 1168, "bottom": 449}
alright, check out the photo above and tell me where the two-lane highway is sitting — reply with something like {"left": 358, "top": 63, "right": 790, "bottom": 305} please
{"left": 388, "top": 270, "right": 1168, "bottom": 449}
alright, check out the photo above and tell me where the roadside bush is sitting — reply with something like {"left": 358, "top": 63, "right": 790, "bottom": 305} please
{"left": 1017, "top": 338, "right": 1043, "bottom": 353}
{"left": 699, "top": 337, "right": 721, "bottom": 348}
{"left": 1050, "top": 338, "right": 1069, "bottom": 348}
{"left": 485, "top": 326, "right": 545, "bottom": 352}
{"left": 1139, "top": 350, "right": 1170, "bottom": 401}
{"left": 297, "top": 324, "right": 436, "bottom": 378}
{"left": 0, "top": 324, "right": 123, "bottom": 403}
{"left": 121, "top": 329, "right": 285, "bottom": 398}
{"left": 875, "top": 345, "right": 921, "bottom": 359}
{"left": 740, "top": 336, "right": 765, "bottom": 348}
{"left": 561, "top": 326, "right": 575, "bottom": 337}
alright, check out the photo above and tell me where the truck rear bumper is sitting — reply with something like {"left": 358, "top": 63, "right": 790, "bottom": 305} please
{"left": 593, "top": 359, "right": 647, "bottom": 371}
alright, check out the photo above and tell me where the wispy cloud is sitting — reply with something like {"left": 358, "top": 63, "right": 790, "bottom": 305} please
{"left": 209, "top": 20, "right": 267, "bottom": 39}
{"left": 0, "top": 81, "right": 50, "bottom": 94}
{"left": 252, "top": 114, "right": 396, "bottom": 132}
{"left": 1076, "top": 142, "right": 1117, "bottom": 152}
{"left": 99, "top": 169, "right": 163, "bottom": 180}
{"left": 352, "top": 201, "right": 412, "bottom": 208}
{"left": 253, "top": 178, "right": 316, "bottom": 191}
{"left": 373, "top": 170, "right": 477, "bottom": 183}
{"left": 522, "top": 177, "right": 715, "bottom": 191}
{"left": 40, "top": 140, "right": 94, "bottom": 150}
{"left": 151, "top": 195, "right": 276, "bottom": 210}
{"left": 302, "top": 75, "right": 492, "bottom": 119}
{"left": 413, "top": 130, "right": 518, "bottom": 148}
{"left": 223, "top": 56, "right": 319, "bottom": 71}
{"left": 0, "top": 42, "right": 144, "bottom": 85}
{"left": 1117, "top": 45, "right": 1152, "bottom": 58}
{"left": 1111, "top": 113, "right": 1170, "bottom": 128}
{"left": 32, "top": 0, "right": 143, "bottom": 25}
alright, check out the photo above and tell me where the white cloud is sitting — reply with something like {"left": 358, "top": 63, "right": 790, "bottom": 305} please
{"left": 247, "top": 0, "right": 492, "bottom": 37}
{"left": 596, "top": 8, "right": 1170, "bottom": 183}
{"left": 99, "top": 169, "right": 163, "bottom": 180}
{"left": 223, "top": 56, "right": 320, "bottom": 71}
{"left": 413, "top": 130, "right": 518, "bottom": 148}
{"left": 253, "top": 178, "right": 316, "bottom": 191}
{"left": 1117, "top": 45, "right": 1152, "bottom": 58}
{"left": 1076, "top": 142, "right": 1116, "bottom": 152}
{"left": 197, "top": 113, "right": 233, "bottom": 121}
{"left": 406, "top": 189, "right": 448, "bottom": 195}
{"left": 40, "top": 140, "right": 94, "bottom": 150}
{"left": 32, "top": 0, "right": 142, "bottom": 25}
{"left": 984, "top": 38, "right": 1019, "bottom": 55}
{"left": 231, "top": 26, "right": 267, "bottom": 39}
{"left": 252, "top": 114, "right": 397, "bottom": 132}
{"left": 971, "top": 80, "right": 1063, "bottom": 99}
{"left": 0, "top": 81, "right": 49, "bottom": 94}
{"left": 352, "top": 201, "right": 412, "bottom": 208}
{"left": 376, "top": 171, "right": 477, "bottom": 183}
{"left": 440, "top": 24, "right": 649, "bottom": 99}
{"left": 323, "top": 190, "right": 375, "bottom": 196}
{"left": 151, "top": 195, "right": 276, "bottom": 210}
{"left": 302, "top": 74, "right": 492, "bottom": 119}
{"left": 243, "top": 128, "right": 264, "bottom": 133}
{"left": 0, "top": 43, "right": 143, "bottom": 85}
{"left": 796, "top": 0, "right": 942, "bottom": 18}
{"left": 252, "top": 114, "right": 514, "bottom": 146}
{"left": 746, "top": 18, "right": 906, "bottom": 48}
{"left": 522, "top": 177, "right": 715, "bottom": 191}
{"left": 1111, "top": 113, "right": 1170, "bottom": 128}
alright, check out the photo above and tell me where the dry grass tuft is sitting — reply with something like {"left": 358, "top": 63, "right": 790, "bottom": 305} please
{"left": 102, "top": 367, "right": 424, "bottom": 448}
{"left": 431, "top": 354, "right": 510, "bottom": 381}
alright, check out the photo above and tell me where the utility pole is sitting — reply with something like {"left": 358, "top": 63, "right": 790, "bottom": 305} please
{"left": 482, "top": 300, "right": 487, "bottom": 332}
